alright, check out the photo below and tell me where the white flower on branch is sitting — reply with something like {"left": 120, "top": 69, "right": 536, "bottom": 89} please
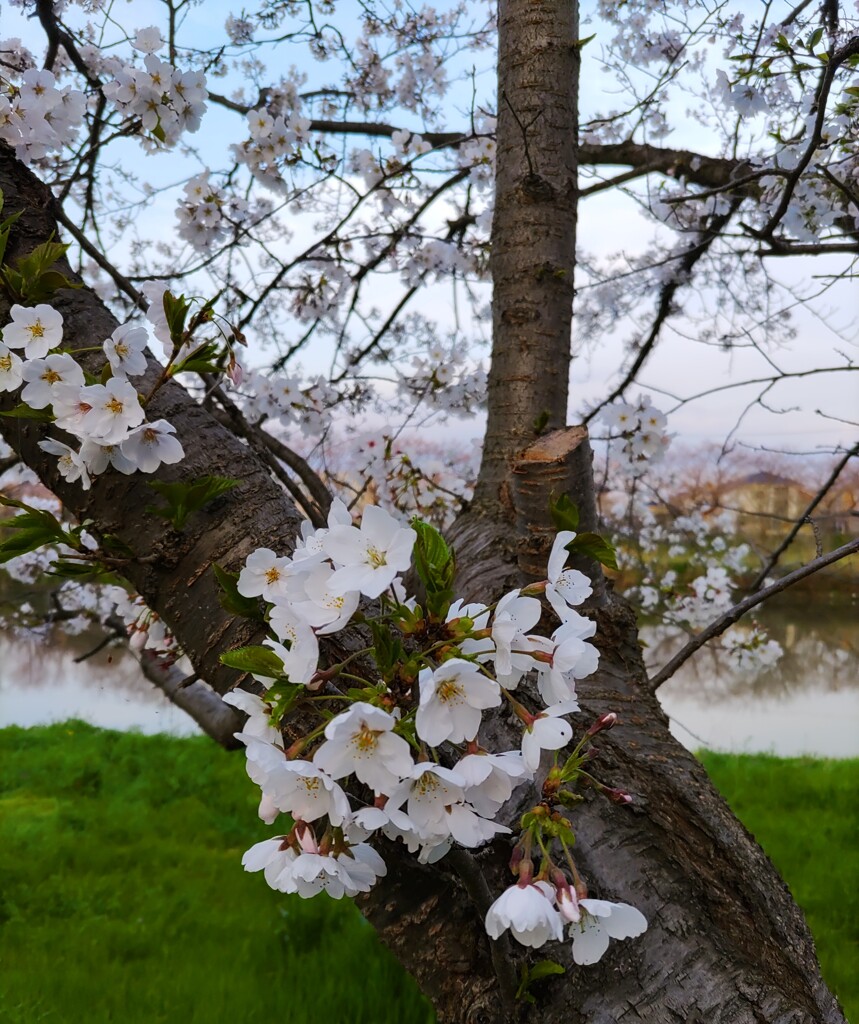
{"left": 485, "top": 882, "right": 564, "bottom": 948}
{"left": 415, "top": 658, "right": 501, "bottom": 746}
{"left": 570, "top": 899, "right": 648, "bottom": 965}
{"left": 313, "top": 702, "right": 414, "bottom": 796}
{"left": 2, "top": 304, "right": 63, "bottom": 359}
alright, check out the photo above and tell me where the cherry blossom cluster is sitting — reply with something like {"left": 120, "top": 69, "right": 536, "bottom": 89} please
{"left": 232, "top": 106, "right": 313, "bottom": 191}
{"left": 344, "top": 433, "right": 479, "bottom": 527}
{"left": 241, "top": 369, "right": 341, "bottom": 436}
{"left": 102, "top": 35, "right": 207, "bottom": 148}
{"left": 399, "top": 337, "right": 488, "bottom": 414}
{"left": 0, "top": 63, "right": 86, "bottom": 165}
{"left": 600, "top": 395, "right": 671, "bottom": 477}
{"left": 222, "top": 500, "right": 646, "bottom": 963}
{"left": 175, "top": 172, "right": 251, "bottom": 251}
{"left": 0, "top": 303, "right": 184, "bottom": 489}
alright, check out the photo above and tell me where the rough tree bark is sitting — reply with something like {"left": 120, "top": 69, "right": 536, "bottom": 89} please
{"left": 0, "top": 1, "right": 847, "bottom": 1019}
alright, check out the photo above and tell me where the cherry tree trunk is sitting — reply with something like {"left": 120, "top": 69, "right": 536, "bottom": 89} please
{"left": 0, "top": 1, "right": 847, "bottom": 1018}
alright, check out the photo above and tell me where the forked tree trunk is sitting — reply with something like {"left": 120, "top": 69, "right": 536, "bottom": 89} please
{"left": 0, "top": 3, "right": 846, "bottom": 1018}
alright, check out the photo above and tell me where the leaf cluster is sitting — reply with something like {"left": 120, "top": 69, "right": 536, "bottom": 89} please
{"left": 147, "top": 475, "right": 239, "bottom": 530}
{"left": 0, "top": 193, "right": 80, "bottom": 302}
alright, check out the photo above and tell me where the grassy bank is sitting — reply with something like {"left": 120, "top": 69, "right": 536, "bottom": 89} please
{"left": 0, "top": 724, "right": 855, "bottom": 1023}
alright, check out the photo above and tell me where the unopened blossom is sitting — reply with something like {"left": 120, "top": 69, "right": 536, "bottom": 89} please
{"left": 485, "top": 882, "right": 564, "bottom": 948}
{"left": 37, "top": 437, "right": 91, "bottom": 489}
{"left": 104, "top": 322, "right": 149, "bottom": 378}
{"left": 0, "top": 343, "right": 24, "bottom": 393}
{"left": 120, "top": 419, "right": 184, "bottom": 472}
{"left": 2, "top": 304, "right": 63, "bottom": 359}
{"left": 79, "top": 378, "right": 145, "bottom": 443}
{"left": 415, "top": 658, "right": 501, "bottom": 746}
{"left": 521, "top": 699, "right": 579, "bottom": 771}
{"left": 323, "top": 503, "right": 416, "bottom": 599}
{"left": 237, "top": 547, "right": 292, "bottom": 601}
{"left": 20, "top": 353, "right": 84, "bottom": 409}
{"left": 313, "top": 702, "right": 414, "bottom": 795}
{"left": 546, "top": 531, "right": 593, "bottom": 620}
{"left": 570, "top": 899, "right": 648, "bottom": 965}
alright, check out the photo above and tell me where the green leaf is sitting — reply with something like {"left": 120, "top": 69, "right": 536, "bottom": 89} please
{"left": 265, "top": 679, "right": 305, "bottom": 726}
{"left": 213, "top": 563, "right": 265, "bottom": 621}
{"left": 162, "top": 291, "right": 190, "bottom": 348}
{"left": 368, "top": 620, "right": 405, "bottom": 682}
{"left": 147, "top": 475, "right": 239, "bottom": 530}
{"left": 45, "top": 559, "right": 121, "bottom": 584}
{"left": 410, "top": 517, "right": 456, "bottom": 621}
{"left": 170, "top": 340, "right": 225, "bottom": 376}
{"left": 528, "top": 960, "right": 565, "bottom": 982}
{"left": 565, "top": 531, "right": 618, "bottom": 571}
{"left": 0, "top": 207, "right": 23, "bottom": 267}
{"left": 2, "top": 237, "right": 81, "bottom": 303}
{"left": 549, "top": 493, "right": 580, "bottom": 532}
{"left": 0, "top": 498, "right": 70, "bottom": 563}
{"left": 220, "top": 645, "right": 284, "bottom": 678}
{"left": 0, "top": 404, "right": 54, "bottom": 421}
{"left": 0, "top": 525, "right": 60, "bottom": 563}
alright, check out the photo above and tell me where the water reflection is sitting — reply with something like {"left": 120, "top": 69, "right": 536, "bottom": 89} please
{"left": 1, "top": 596, "right": 857, "bottom": 756}
{"left": 0, "top": 633, "right": 200, "bottom": 736}
{"left": 650, "top": 597, "right": 859, "bottom": 757}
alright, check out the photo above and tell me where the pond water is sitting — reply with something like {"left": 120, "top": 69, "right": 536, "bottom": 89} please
{"left": 1, "top": 594, "right": 856, "bottom": 756}
{"left": 651, "top": 596, "right": 859, "bottom": 758}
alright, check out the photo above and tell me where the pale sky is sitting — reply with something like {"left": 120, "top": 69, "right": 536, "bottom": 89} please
{"left": 2, "top": 0, "right": 856, "bottom": 454}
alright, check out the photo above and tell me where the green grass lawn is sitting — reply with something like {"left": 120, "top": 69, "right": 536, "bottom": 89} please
{"left": 699, "top": 751, "right": 857, "bottom": 1022}
{"left": 0, "top": 724, "right": 855, "bottom": 1023}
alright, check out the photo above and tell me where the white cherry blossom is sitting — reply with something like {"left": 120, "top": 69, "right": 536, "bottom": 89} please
{"left": 263, "top": 631, "right": 319, "bottom": 686}
{"left": 485, "top": 882, "right": 564, "bottom": 948}
{"left": 571, "top": 899, "right": 648, "bottom": 965}
{"left": 521, "top": 699, "right": 580, "bottom": 771}
{"left": 78, "top": 379, "right": 145, "bottom": 443}
{"left": 237, "top": 547, "right": 292, "bottom": 601}
{"left": 2, "top": 304, "right": 63, "bottom": 359}
{"left": 415, "top": 658, "right": 501, "bottom": 746}
{"left": 37, "top": 437, "right": 91, "bottom": 489}
{"left": 313, "top": 702, "right": 414, "bottom": 795}
{"left": 104, "top": 323, "right": 149, "bottom": 378}
{"left": 120, "top": 419, "right": 184, "bottom": 472}
{"left": 323, "top": 503, "right": 416, "bottom": 598}
{"left": 20, "top": 353, "right": 84, "bottom": 409}
{"left": 546, "top": 531, "right": 593, "bottom": 620}
{"left": 454, "top": 751, "right": 530, "bottom": 817}
{"left": 0, "top": 343, "right": 24, "bottom": 393}
{"left": 490, "top": 590, "right": 541, "bottom": 676}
